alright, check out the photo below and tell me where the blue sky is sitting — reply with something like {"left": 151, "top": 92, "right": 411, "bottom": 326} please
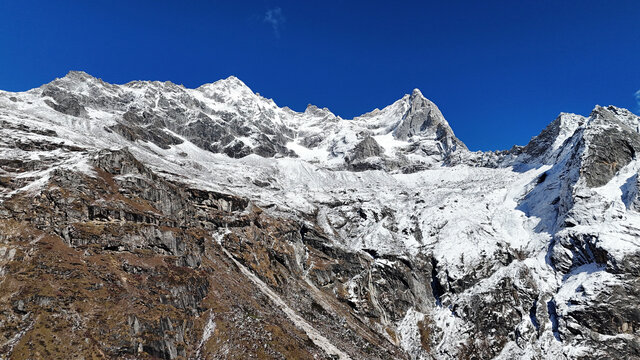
{"left": 1, "top": 1, "right": 639, "bottom": 150}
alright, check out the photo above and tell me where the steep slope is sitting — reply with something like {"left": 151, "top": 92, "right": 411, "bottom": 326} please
{"left": 0, "top": 73, "right": 639, "bottom": 359}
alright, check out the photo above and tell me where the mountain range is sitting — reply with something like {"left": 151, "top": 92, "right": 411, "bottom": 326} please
{"left": 0, "top": 71, "right": 639, "bottom": 359}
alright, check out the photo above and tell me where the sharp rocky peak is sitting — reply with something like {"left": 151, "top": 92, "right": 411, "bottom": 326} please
{"left": 62, "top": 70, "right": 97, "bottom": 82}
{"left": 589, "top": 105, "right": 640, "bottom": 130}
{"left": 198, "top": 75, "right": 252, "bottom": 93}
{"left": 43, "top": 70, "right": 104, "bottom": 91}
{"left": 390, "top": 88, "right": 466, "bottom": 149}
{"left": 304, "top": 104, "right": 336, "bottom": 118}
{"left": 410, "top": 87, "right": 425, "bottom": 99}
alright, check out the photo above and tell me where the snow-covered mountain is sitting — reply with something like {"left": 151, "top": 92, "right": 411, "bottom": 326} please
{"left": 0, "top": 71, "right": 638, "bottom": 359}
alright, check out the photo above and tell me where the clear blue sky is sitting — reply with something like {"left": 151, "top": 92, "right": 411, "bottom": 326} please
{"left": 1, "top": 1, "right": 639, "bottom": 150}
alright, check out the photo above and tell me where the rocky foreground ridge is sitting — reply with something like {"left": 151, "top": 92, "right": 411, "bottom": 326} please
{"left": 0, "top": 72, "right": 639, "bottom": 359}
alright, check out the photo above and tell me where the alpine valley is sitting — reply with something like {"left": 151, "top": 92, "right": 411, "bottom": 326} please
{"left": 0, "top": 71, "right": 638, "bottom": 359}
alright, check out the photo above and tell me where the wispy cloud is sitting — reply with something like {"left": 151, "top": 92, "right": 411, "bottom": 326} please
{"left": 635, "top": 89, "right": 640, "bottom": 113}
{"left": 264, "top": 7, "right": 285, "bottom": 38}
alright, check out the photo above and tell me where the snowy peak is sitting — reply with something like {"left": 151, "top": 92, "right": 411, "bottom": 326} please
{"left": 217, "top": 75, "right": 247, "bottom": 87}
{"left": 304, "top": 104, "right": 335, "bottom": 117}
{"left": 410, "top": 87, "right": 424, "bottom": 98}
{"left": 589, "top": 105, "right": 640, "bottom": 131}
{"left": 393, "top": 89, "right": 450, "bottom": 139}
{"left": 41, "top": 70, "right": 107, "bottom": 97}
{"left": 521, "top": 112, "right": 586, "bottom": 163}
{"left": 196, "top": 76, "right": 261, "bottom": 107}
{"left": 518, "top": 104, "right": 640, "bottom": 188}
{"left": 197, "top": 75, "right": 252, "bottom": 95}
{"left": 289, "top": 89, "right": 470, "bottom": 170}
{"left": 578, "top": 105, "right": 640, "bottom": 188}
{"left": 59, "top": 70, "right": 98, "bottom": 83}
{"left": 384, "top": 89, "right": 468, "bottom": 156}
{"left": 351, "top": 88, "right": 465, "bottom": 148}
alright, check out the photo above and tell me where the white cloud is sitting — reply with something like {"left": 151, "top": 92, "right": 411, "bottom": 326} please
{"left": 635, "top": 89, "right": 640, "bottom": 113}
{"left": 264, "top": 8, "right": 285, "bottom": 38}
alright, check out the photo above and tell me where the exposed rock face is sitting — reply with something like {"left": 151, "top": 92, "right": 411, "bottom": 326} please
{"left": 392, "top": 90, "right": 465, "bottom": 156}
{"left": 521, "top": 113, "right": 585, "bottom": 163}
{"left": 1, "top": 73, "right": 640, "bottom": 359}
{"left": 43, "top": 90, "right": 88, "bottom": 118}
{"left": 622, "top": 174, "right": 640, "bottom": 211}
{"left": 0, "top": 147, "right": 409, "bottom": 359}
{"left": 346, "top": 136, "right": 385, "bottom": 170}
{"left": 351, "top": 136, "right": 385, "bottom": 160}
{"left": 580, "top": 106, "right": 640, "bottom": 188}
